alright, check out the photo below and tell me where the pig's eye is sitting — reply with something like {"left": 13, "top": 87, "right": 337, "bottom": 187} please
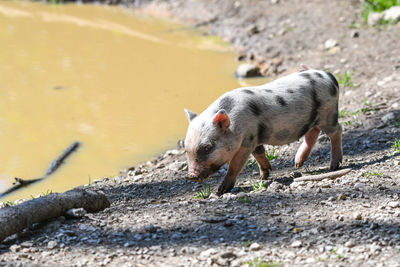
{"left": 197, "top": 143, "right": 215, "bottom": 155}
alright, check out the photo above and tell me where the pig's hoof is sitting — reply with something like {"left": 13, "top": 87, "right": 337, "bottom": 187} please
{"left": 217, "top": 183, "right": 234, "bottom": 196}
{"left": 260, "top": 172, "right": 270, "bottom": 180}
{"left": 294, "top": 161, "right": 303, "bottom": 169}
{"left": 329, "top": 162, "right": 340, "bottom": 171}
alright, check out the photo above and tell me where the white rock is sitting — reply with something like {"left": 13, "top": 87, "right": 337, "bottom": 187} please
{"left": 383, "top": 6, "right": 400, "bottom": 21}
{"left": 249, "top": 242, "right": 262, "bottom": 251}
{"left": 168, "top": 161, "right": 186, "bottom": 172}
{"left": 387, "top": 201, "right": 400, "bottom": 208}
{"left": 199, "top": 248, "right": 218, "bottom": 260}
{"left": 324, "top": 39, "right": 338, "bottom": 49}
{"left": 290, "top": 240, "right": 302, "bottom": 248}
{"left": 235, "top": 64, "right": 260, "bottom": 78}
{"left": 381, "top": 112, "right": 395, "bottom": 124}
{"left": 47, "top": 241, "right": 58, "bottom": 249}
{"left": 368, "top": 12, "right": 383, "bottom": 26}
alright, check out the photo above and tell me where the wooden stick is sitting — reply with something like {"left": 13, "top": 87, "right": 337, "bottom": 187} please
{"left": 0, "top": 188, "right": 110, "bottom": 242}
{"left": 294, "top": 168, "right": 352, "bottom": 182}
{"left": 0, "top": 142, "right": 80, "bottom": 198}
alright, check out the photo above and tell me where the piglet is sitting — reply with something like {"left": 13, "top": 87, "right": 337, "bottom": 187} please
{"left": 184, "top": 67, "right": 342, "bottom": 195}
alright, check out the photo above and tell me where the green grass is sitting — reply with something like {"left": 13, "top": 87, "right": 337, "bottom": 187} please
{"left": 237, "top": 195, "right": 251, "bottom": 203}
{"left": 336, "top": 71, "right": 355, "bottom": 87}
{"left": 330, "top": 248, "right": 344, "bottom": 259}
{"left": 248, "top": 258, "right": 281, "bottom": 267}
{"left": 193, "top": 185, "right": 211, "bottom": 199}
{"left": 84, "top": 176, "right": 92, "bottom": 188}
{"left": 361, "top": 0, "right": 400, "bottom": 23}
{"left": 251, "top": 181, "right": 267, "bottom": 192}
{"left": 392, "top": 137, "right": 400, "bottom": 153}
{"left": 362, "top": 171, "right": 383, "bottom": 177}
{"left": 266, "top": 148, "right": 280, "bottom": 161}
{"left": 245, "top": 158, "right": 257, "bottom": 170}
{"left": 339, "top": 109, "right": 360, "bottom": 118}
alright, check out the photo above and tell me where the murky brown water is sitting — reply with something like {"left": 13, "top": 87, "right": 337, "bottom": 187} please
{"left": 0, "top": 1, "right": 268, "bottom": 201}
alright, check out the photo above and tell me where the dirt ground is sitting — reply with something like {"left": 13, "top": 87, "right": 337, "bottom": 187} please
{"left": 1, "top": 0, "right": 400, "bottom": 266}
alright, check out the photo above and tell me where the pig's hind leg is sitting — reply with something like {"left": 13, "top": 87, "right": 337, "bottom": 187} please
{"left": 294, "top": 126, "right": 321, "bottom": 168}
{"left": 252, "top": 145, "right": 272, "bottom": 180}
{"left": 322, "top": 123, "right": 343, "bottom": 171}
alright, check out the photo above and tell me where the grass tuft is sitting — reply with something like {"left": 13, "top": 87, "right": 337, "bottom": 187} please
{"left": 248, "top": 258, "right": 281, "bottom": 267}
{"left": 193, "top": 185, "right": 211, "bottom": 199}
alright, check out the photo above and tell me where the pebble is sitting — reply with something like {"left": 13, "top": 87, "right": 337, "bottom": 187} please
{"left": 324, "top": 39, "right": 338, "bottom": 49}
{"left": 235, "top": 64, "right": 261, "bottom": 78}
{"left": 249, "top": 242, "right": 262, "bottom": 251}
{"left": 354, "top": 213, "right": 362, "bottom": 220}
{"left": 367, "top": 12, "right": 383, "bottom": 26}
{"left": 381, "top": 112, "right": 395, "bottom": 124}
{"left": 65, "top": 208, "right": 87, "bottom": 219}
{"left": 383, "top": 6, "right": 400, "bottom": 21}
{"left": 47, "top": 241, "right": 57, "bottom": 250}
{"left": 387, "top": 201, "right": 400, "bottom": 208}
{"left": 345, "top": 239, "right": 356, "bottom": 248}
{"left": 290, "top": 240, "right": 302, "bottom": 248}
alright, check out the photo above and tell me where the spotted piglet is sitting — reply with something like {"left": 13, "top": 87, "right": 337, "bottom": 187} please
{"left": 184, "top": 67, "right": 342, "bottom": 195}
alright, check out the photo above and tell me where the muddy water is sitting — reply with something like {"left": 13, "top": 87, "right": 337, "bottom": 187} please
{"left": 0, "top": 1, "right": 268, "bottom": 201}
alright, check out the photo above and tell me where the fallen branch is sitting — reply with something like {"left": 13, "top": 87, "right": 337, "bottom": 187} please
{"left": 0, "top": 142, "right": 80, "bottom": 198}
{"left": 294, "top": 168, "right": 352, "bottom": 182}
{"left": 0, "top": 188, "right": 110, "bottom": 242}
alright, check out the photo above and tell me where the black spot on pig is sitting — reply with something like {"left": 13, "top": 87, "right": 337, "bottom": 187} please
{"left": 247, "top": 100, "right": 261, "bottom": 116}
{"left": 325, "top": 72, "right": 339, "bottom": 96}
{"left": 257, "top": 123, "right": 271, "bottom": 143}
{"left": 300, "top": 72, "right": 311, "bottom": 80}
{"left": 253, "top": 145, "right": 265, "bottom": 155}
{"left": 297, "top": 89, "right": 321, "bottom": 138}
{"left": 218, "top": 96, "right": 234, "bottom": 112}
{"left": 314, "top": 72, "right": 323, "bottom": 79}
{"left": 242, "top": 89, "right": 255, "bottom": 95}
{"left": 275, "top": 129, "right": 290, "bottom": 141}
{"left": 276, "top": 96, "right": 287, "bottom": 107}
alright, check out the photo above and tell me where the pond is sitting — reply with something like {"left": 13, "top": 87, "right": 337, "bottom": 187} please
{"left": 0, "top": 1, "right": 266, "bottom": 201}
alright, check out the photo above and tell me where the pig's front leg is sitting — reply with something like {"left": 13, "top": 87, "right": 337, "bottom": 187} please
{"left": 217, "top": 147, "right": 253, "bottom": 195}
{"left": 252, "top": 145, "right": 272, "bottom": 180}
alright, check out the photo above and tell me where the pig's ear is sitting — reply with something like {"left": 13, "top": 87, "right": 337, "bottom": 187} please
{"left": 213, "top": 109, "right": 230, "bottom": 132}
{"left": 184, "top": 109, "right": 197, "bottom": 122}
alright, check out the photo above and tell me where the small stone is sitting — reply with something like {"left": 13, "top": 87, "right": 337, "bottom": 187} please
{"left": 387, "top": 201, "right": 400, "bottom": 208}
{"left": 145, "top": 224, "right": 157, "bottom": 233}
{"left": 201, "top": 216, "right": 227, "bottom": 223}
{"left": 199, "top": 248, "right": 218, "bottom": 260}
{"left": 47, "top": 241, "right": 57, "bottom": 249}
{"left": 354, "top": 182, "right": 366, "bottom": 191}
{"left": 168, "top": 161, "right": 186, "bottom": 172}
{"left": 381, "top": 112, "right": 395, "bottom": 124}
{"left": 249, "top": 242, "right": 262, "bottom": 251}
{"left": 324, "top": 39, "right": 338, "bottom": 49}
{"left": 291, "top": 171, "right": 302, "bottom": 178}
{"left": 290, "top": 240, "right": 302, "bottom": 248}
{"left": 338, "top": 194, "right": 347, "bottom": 200}
{"left": 171, "top": 232, "right": 183, "bottom": 240}
{"left": 235, "top": 64, "right": 261, "bottom": 78}
{"left": 219, "top": 251, "right": 236, "bottom": 259}
{"left": 20, "top": 242, "right": 33, "bottom": 248}
{"left": 123, "top": 241, "right": 135, "bottom": 247}
{"left": 354, "top": 213, "right": 362, "bottom": 220}
{"left": 65, "top": 208, "right": 87, "bottom": 219}
{"left": 133, "top": 234, "right": 144, "bottom": 241}
{"left": 368, "top": 12, "right": 383, "bottom": 26}
{"left": 9, "top": 244, "right": 21, "bottom": 253}
{"left": 383, "top": 6, "right": 400, "bottom": 21}
{"left": 345, "top": 239, "right": 356, "bottom": 248}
